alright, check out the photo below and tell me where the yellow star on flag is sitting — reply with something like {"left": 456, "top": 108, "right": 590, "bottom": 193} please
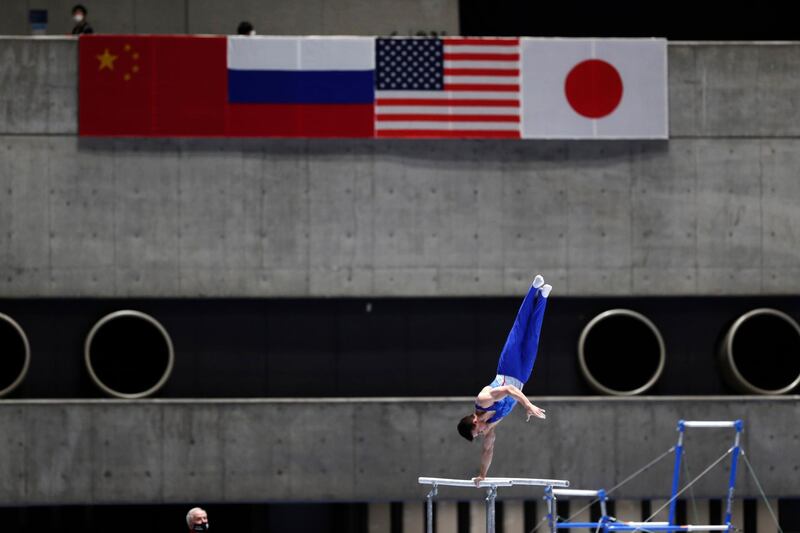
{"left": 97, "top": 48, "right": 118, "bottom": 71}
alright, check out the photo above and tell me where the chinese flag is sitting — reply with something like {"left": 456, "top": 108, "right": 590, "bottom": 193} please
{"left": 79, "top": 35, "right": 227, "bottom": 136}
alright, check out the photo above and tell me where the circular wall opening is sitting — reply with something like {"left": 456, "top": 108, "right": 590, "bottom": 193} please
{"left": 0, "top": 313, "right": 31, "bottom": 397}
{"left": 85, "top": 310, "right": 174, "bottom": 399}
{"left": 720, "top": 308, "right": 800, "bottom": 395}
{"left": 578, "top": 309, "right": 666, "bottom": 396}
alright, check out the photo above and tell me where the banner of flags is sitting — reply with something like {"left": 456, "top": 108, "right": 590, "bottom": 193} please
{"left": 79, "top": 35, "right": 668, "bottom": 139}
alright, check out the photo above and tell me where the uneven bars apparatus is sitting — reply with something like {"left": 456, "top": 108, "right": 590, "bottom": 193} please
{"left": 543, "top": 490, "right": 730, "bottom": 532}
{"left": 418, "top": 477, "right": 570, "bottom": 533}
{"left": 542, "top": 419, "right": 744, "bottom": 533}
{"left": 667, "top": 419, "right": 743, "bottom": 532}
{"left": 543, "top": 486, "right": 610, "bottom": 532}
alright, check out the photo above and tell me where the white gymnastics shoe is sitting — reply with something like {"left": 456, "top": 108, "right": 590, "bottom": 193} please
{"left": 532, "top": 274, "right": 544, "bottom": 288}
{"left": 540, "top": 284, "right": 552, "bottom": 298}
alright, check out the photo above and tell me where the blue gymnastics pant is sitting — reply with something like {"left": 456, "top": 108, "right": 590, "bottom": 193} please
{"left": 495, "top": 284, "right": 548, "bottom": 384}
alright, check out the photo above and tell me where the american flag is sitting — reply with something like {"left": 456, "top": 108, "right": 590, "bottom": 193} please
{"left": 375, "top": 37, "right": 520, "bottom": 138}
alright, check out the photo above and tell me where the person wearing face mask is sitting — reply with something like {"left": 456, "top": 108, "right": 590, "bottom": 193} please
{"left": 186, "top": 507, "right": 209, "bottom": 532}
{"left": 236, "top": 21, "right": 256, "bottom": 36}
{"left": 71, "top": 4, "right": 94, "bottom": 34}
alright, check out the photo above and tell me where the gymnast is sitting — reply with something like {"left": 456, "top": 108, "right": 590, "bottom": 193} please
{"left": 457, "top": 275, "right": 551, "bottom": 484}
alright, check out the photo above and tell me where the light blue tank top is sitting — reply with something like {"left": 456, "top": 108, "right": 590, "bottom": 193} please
{"left": 474, "top": 375, "right": 519, "bottom": 424}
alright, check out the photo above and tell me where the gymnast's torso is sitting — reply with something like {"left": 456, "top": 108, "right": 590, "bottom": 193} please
{"left": 474, "top": 374, "right": 524, "bottom": 424}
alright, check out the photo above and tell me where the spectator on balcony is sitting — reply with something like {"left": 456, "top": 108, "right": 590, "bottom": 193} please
{"left": 71, "top": 4, "right": 94, "bottom": 34}
{"left": 237, "top": 21, "right": 256, "bottom": 35}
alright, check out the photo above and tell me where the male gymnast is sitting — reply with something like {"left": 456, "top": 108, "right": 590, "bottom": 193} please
{"left": 457, "top": 275, "right": 551, "bottom": 483}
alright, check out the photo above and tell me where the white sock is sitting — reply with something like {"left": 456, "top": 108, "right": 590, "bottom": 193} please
{"left": 532, "top": 274, "right": 544, "bottom": 288}
{"left": 540, "top": 284, "right": 552, "bottom": 298}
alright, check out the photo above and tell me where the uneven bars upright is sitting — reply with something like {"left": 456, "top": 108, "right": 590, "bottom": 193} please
{"left": 669, "top": 419, "right": 744, "bottom": 530}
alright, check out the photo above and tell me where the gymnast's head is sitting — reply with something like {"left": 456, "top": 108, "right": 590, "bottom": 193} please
{"left": 457, "top": 413, "right": 487, "bottom": 441}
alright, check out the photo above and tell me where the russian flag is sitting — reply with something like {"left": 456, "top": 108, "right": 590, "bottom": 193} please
{"left": 226, "top": 37, "right": 376, "bottom": 137}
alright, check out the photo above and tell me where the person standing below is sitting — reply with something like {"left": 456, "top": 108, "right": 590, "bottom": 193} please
{"left": 71, "top": 4, "right": 93, "bottom": 34}
{"left": 186, "top": 507, "right": 209, "bottom": 532}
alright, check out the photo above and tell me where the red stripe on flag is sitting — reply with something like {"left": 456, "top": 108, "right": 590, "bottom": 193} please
{"left": 443, "top": 53, "right": 520, "bottom": 61}
{"left": 155, "top": 36, "right": 228, "bottom": 135}
{"left": 377, "top": 114, "right": 520, "bottom": 123}
{"left": 376, "top": 98, "right": 520, "bottom": 107}
{"left": 377, "top": 130, "right": 521, "bottom": 139}
{"left": 443, "top": 38, "right": 520, "bottom": 46}
{"left": 227, "top": 103, "right": 374, "bottom": 137}
{"left": 444, "top": 68, "right": 520, "bottom": 76}
{"left": 443, "top": 83, "right": 520, "bottom": 92}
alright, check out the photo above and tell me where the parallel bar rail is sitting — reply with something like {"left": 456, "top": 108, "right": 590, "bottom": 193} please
{"left": 418, "top": 477, "right": 513, "bottom": 488}
{"left": 418, "top": 476, "right": 569, "bottom": 488}
{"left": 552, "top": 488, "right": 600, "bottom": 497}
{"left": 545, "top": 485, "right": 609, "bottom": 533}
{"left": 420, "top": 476, "right": 569, "bottom": 533}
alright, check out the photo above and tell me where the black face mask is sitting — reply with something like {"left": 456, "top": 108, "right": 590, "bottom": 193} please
{"left": 192, "top": 524, "right": 209, "bottom": 532}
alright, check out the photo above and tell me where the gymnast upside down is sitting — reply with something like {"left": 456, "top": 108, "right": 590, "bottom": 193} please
{"left": 457, "top": 274, "right": 551, "bottom": 484}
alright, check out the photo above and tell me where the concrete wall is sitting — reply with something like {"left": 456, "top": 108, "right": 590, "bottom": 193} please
{"left": 2, "top": 40, "right": 800, "bottom": 297}
{"left": 0, "top": 0, "right": 458, "bottom": 36}
{"left": 0, "top": 397, "right": 796, "bottom": 504}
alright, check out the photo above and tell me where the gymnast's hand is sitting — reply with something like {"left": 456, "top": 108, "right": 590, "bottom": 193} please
{"left": 526, "top": 405, "right": 546, "bottom": 421}
{"left": 472, "top": 475, "right": 485, "bottom": 486}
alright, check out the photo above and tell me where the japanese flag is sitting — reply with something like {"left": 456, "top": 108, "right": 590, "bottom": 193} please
{"left": 521, "top": 38, "right": 668, "bottom": 139}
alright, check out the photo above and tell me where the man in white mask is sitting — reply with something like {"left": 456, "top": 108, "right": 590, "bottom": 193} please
{"left": 71, "top": 4, "right": 94, "bottom": 34}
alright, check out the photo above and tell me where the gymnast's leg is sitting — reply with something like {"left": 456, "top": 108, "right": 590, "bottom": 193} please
{"left": 495, "top": 275, "right": 551, "bottom": 386}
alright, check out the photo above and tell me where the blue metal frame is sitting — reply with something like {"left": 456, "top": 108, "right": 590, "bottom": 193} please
{"left": 544, "top": 419, "right": 744, "bottom": 533}
{"left": 545, "top": 485, "right": 557, "bottom": 533}
{"left": 544, "top": 487, "right": 609, "bottom": 533}
{"left": 722, "top": 421, "right": 744, "bottom": 528}
{"left": 668, "top": 420, "right": 687, "bottom": 525}
{"left": 668, "top": 420, "right": 743, "bottom": 532}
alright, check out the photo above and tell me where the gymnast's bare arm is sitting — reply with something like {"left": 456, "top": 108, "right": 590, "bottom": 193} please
{"left": 472, "top": 427, "right": 496, "bottom": 484}
{"left": 479, "top": 385, "right": 547, "bottom": 421}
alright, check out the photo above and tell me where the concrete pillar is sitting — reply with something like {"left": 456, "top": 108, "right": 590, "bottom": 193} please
{"left": 756, "top": 499, "right": 779, "bottom": 533}
{"left": 684, "top": 499, "right": 710, "bottom": 525}
{"left": 650, "top": 499, "right": 670, "bottom": 522}
{"left": 731, "top": 499, "right": 744, "bottom": 530}
{"left": 436, "top": 501, "right": 458, "bottom": 533}
{"left": 570, "top": 499, "right": 591, "bottom": 532}
{"left": 403, "top": 501, "right": 424, "bottom": 533}
{"left": 368, "top": 503, "right": 391, "bottom": 533}
{"left": 470, "top": 500, "right": 487, "bottom": 533}
{"left": 503, "top": 500, "right": 524, "bottom": 533}
{"left": 614, "top": 500, "right": 640, "bottom": 521}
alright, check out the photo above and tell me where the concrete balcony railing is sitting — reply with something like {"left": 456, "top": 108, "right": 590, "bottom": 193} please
{"left": 0, "top": 396, "right": 797, "bottom": 504}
